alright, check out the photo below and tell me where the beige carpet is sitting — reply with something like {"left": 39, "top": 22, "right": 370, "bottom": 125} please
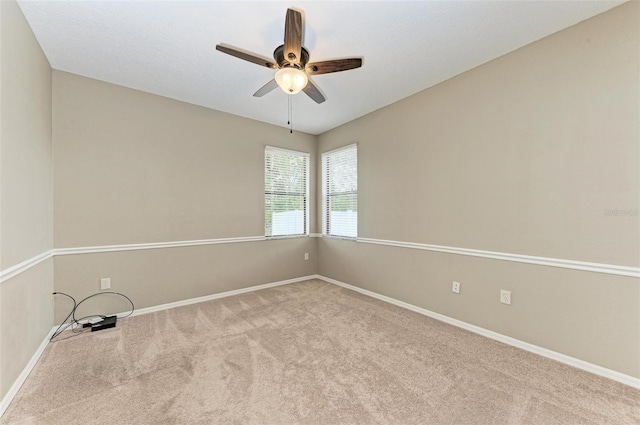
{"left": 2, "top": 279, "right": 638, "bottom": 424}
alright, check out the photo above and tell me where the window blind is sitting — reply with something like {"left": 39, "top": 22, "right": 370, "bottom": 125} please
{"left": 322, "top": 144, "right": 357, "bottom": 238}
{"left": 265, "top": 146, "right": 309, "bottom": 237}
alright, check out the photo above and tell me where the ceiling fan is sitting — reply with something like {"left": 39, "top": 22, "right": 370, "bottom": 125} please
{"left": 216, "top": 8, "right": 363, "bottom": 104}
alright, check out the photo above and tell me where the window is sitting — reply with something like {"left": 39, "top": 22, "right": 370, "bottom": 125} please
{"left": 265, "top": 146, "right": 309, "bottom": 237}
{"left": 322, "top": 144, "right": 357, "bottom": 238}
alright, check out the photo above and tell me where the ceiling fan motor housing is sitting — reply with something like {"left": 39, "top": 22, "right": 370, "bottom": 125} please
{"left": 274, "top": 44, "right": 310, "bottom": 69}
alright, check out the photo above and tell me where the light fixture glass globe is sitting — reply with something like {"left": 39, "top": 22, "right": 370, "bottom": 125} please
{"left": 275, "top": 67, "right": 308, "bottom": 95}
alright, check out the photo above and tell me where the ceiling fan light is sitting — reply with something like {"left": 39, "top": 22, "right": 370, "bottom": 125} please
{"left": 275, "top": 67, "right": 308, "bottom": 95}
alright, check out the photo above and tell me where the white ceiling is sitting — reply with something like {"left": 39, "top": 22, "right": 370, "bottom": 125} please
{"left": 18, "top": 1, "right": 624, "bottom": 135}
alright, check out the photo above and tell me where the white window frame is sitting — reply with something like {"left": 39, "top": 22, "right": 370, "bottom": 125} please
{"left": 322, "top": 143, "right": 358, "bottom": 238}
{"left": 265, "top": 146, "right": 310, "bottom": 238}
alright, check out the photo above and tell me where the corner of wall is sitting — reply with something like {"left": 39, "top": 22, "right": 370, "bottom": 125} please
{"left": 0, "top": 0, "right": 54, "bottom": 405}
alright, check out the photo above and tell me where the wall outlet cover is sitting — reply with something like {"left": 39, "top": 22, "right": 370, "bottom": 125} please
{"left": 100, "top": 278, "right": 111, "bottom": 290}
{"left": 500, "top": 290, "right": 511, "bottom": 305}
{"left": 452, "top": 281, "right": 461, "bottom": 294}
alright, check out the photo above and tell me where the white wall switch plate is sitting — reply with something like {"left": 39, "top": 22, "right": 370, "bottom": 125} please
{"left": 304, "top": 253, "right": 309, "bottom": 260}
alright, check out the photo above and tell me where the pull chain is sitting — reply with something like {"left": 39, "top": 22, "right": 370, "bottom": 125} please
{"left": 288, "top": 95, "right": 293, "bottom": 134}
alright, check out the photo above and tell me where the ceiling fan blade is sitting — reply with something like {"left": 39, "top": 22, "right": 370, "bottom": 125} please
{"left": 306, "top": 58, "right": 363, "bottom": 75}
{"left": 302, "top": 78, "right": 326, "bottom": 104}
{"left": 216, "top": 44, "right": 277, "bottom": 69}
{"left": 284, "top": 8, "right": 303, "bottom": 64}
{"left": 253, "top": 79, "right": 278, "bottom": 97}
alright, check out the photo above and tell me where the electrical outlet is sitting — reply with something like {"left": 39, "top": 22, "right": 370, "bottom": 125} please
{"left": 50, "top": 289, "right": 55, "bottom": 300}
{"left": 304, "top": 253, "right": 309, "bottom": 260}
{"left": 500, "top": 290, "right": 511, "bottom": 305}
{"left": 452, "top": 281, "right": 461, "bottom": 294}
{"left": 100, "top": 278, "right": 111, "bottom": 290}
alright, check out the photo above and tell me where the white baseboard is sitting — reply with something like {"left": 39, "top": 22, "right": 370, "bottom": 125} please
{"left": 317, "top": 275, "right": 640, "bottom": 389}
{"left": 0, "top": 327, "right": 56, "bottom": 418}
{"left": 60, "top": 275, "right": 319, "bottom": 325}
{"left": 126, "top": 275, "right": 318, "bottom": 318}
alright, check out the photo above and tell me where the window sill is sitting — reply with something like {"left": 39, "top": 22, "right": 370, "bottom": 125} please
{"left": 320, "top": 235, "right": 357, "bottom": 241}
{"left": 266, "top": 234, "right": 313, "bottom": 240}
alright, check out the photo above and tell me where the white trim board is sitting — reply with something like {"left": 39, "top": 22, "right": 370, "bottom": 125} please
{"left": 0, "top": 327, "right": 56, "bottom": 418}
{"left": 0, "top": 236, "right": 303, "bottom": 284}
{"left": 53, "top": 236, "right": 267, "bottom": 256}
{"left": 2, "top": 236, "right": 638, "bottom": 284}
{"left": 0, "top": 251, "right": 53, "bottom": 284}
{"left": 316, "top": 275, "right": 640, "bottom": 389}
{"left": 54, "top": 235, "right": 319, "bottom": 256}
{"left": 354, "top": 237, "right": 640, "bottom": 278}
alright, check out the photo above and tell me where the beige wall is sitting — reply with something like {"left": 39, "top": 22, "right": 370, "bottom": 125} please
{"left": 0, "top": 260, "right": 53, "bottom": 397}
{"left": 53, "top": 71, "right": 318, "bottom": 321}
{"left": 54, "top": 71, "right": 318, "bottom": 247}
{"left": 0, "top": 1, "right": 53, "bottom": 268}
{"left": 318, "top": 3, "right": 639, "bottom": 377}
{"left": 0, "top": 0, "right": 53, "bottom": 401}
{"left": 318, "top": 239, "right": 640, "bottom": 377}
{"left": 54, "top": 239, "right": 317, "bottom": 322}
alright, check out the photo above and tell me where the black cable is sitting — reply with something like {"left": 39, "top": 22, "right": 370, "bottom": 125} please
{"left": 50, "top": 292, "right": 77, "bottom": 341}
{"left": 73, "top": 291, "right": 135, "bottom": 322}
{"left": 50, "top": 291, "right": 135, "bottom": 342}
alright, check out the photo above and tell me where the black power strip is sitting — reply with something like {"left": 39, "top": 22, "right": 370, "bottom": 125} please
{"left": 90, "top": 316, "right": 117, "bottom": 332}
